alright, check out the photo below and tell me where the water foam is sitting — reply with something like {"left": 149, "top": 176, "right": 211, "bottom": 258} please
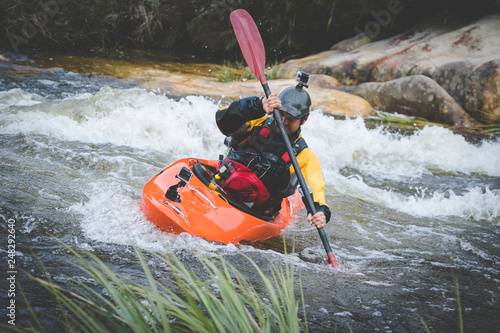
{"left": 303, "top": 112, "right": 500, "bottom": 221}
{"left": 2, "top": 88, "right": 499, "bottom": 177}
{"left": 2, "top": 87, "right": 499, "bottom": 224}
{"left": 337, "top": 174, "right": 499, "bottom": 221}
{"left": 304, "top": 112, "right": 500, "bottom": 178}
{"left": 0, "top": 87, "right": 226, "bottom": 158}
{"left": 0, "top": 88, "right": 45, "bottom": 108}
{"left": 68, "top": 180, "right": 228, "bottom": 253}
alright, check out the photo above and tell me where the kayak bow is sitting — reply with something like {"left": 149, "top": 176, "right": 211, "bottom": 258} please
{"left": 140, "top": 158, "right": 303, "bottom": 244}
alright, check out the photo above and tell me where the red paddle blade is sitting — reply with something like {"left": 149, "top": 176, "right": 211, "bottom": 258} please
{"left": 230, "top": 9, "right": 267, "bottom": 84}
{"left": 327, "top": 252, "right": 339, "bottom": 268}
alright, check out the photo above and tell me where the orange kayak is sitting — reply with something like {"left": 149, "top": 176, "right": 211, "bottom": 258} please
{"left": 140, "top": 158, "right": 304, "bottom": 244}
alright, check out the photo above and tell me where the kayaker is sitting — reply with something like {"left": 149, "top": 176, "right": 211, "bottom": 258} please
{"left": 215, "top": 71, "right": 331, "bottom": 228}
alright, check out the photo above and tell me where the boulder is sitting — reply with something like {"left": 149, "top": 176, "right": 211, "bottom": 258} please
{"left": 308, "top": 74, "right": 341, "bottom": 89}
{"left": 330, "top": 33, "right": 372, "bottom": 52}
{"left": 339, "top": 75, "right": 478, "bottom": 127}
{"left": 433, "top": 59, "right": 500, "bottom": 123}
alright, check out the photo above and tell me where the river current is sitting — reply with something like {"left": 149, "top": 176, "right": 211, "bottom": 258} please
{"left": 1, "top": 57, "right": 499, "bottom": 332}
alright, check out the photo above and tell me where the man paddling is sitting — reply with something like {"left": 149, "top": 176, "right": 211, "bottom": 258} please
{"left": 214, "top": 71, "right": 330, "bottom": 229}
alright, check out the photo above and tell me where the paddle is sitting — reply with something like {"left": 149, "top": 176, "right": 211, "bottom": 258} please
{"left": 230, "top": 9, "right": 339, "bottom": 268}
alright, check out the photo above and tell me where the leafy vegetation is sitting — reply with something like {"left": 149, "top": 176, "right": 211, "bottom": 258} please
{"left": 1, "top": 0, "right": 499, "bottom": 62}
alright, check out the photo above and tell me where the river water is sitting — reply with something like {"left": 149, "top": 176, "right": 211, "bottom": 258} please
{"left": 1, "top": 54, "right": 499, "bottom": 332}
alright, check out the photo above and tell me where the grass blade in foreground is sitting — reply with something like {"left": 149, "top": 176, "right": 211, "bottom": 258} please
{"left": 23, "top": 242, "right": 308, "bottom": 332}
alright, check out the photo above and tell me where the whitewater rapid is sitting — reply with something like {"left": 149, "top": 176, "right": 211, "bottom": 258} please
{"left": 1, "top": 86, "right": 498, "bottom": 230}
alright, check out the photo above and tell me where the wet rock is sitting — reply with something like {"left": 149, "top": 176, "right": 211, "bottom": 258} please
{"left": 433, "top": 59, "right": 500, "bottom": 123}
{"left": 308, "top": 85, "right": 373, "bottom": 117}
{"left": 0, "top": 56, "right": 57, "bottom": 79}
{"left": 339, "top": 75, "right": 478, "bottom": 127}
{"left": 330, "top": 33, "right": 372, "bottom": 52}
{"left": 308, "top": 74, "right": 341, "bottom": 89}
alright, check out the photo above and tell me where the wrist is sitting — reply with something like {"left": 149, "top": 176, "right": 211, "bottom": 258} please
{"left": 314, "top": 202, "right": 331, "bottom": 223}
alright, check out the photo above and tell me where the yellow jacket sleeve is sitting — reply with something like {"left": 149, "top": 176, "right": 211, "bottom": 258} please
{"left": 293, "top": 147, "right": 327, "bottom": 207}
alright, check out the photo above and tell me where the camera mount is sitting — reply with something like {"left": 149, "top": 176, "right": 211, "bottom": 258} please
{"left": 295, "top": 70, "right": 310, "bottom": 89}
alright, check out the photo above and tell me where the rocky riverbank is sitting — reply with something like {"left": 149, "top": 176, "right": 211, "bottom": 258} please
{"left": 278, "top": 14, "right": 500, "bottom": 128}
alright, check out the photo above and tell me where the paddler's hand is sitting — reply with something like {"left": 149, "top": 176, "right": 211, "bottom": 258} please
{"left": 262, "top": 93, "right": 282, "bottom": 114}
{"left": 308, "top": 211, "right": 327, "bottom": 229}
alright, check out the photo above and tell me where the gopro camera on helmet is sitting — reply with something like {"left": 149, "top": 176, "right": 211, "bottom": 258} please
{"left": 278, "top": 70, "right": 312, "bottom": 119}
{"left": 295, "top": 70, "right": 310, "bottom": 89}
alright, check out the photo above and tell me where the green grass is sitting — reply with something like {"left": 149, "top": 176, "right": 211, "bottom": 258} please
{"left": 366, "top": 111, "right": 447, "bottom": 131}
{"left": 16, "top": 241, "right": 308, "bottom": 332}
{"left": 215, "top": 62, "right": 285, "bottom": 83}
{"left": 477, "top": 123, "right": 500, "bottom": 134}
{"left": 417, "top": 260, "right": 465, "bottom": 333}
{"left": 366, "top": 110, "right": 500, "bottom": 135}
{"left": 451, "top": 265, "right": 464, "bottom": 333}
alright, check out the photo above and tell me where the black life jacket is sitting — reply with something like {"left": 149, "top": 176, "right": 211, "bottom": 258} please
{"left": 225, "top": 116, "right": 308, "bottom": 200}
